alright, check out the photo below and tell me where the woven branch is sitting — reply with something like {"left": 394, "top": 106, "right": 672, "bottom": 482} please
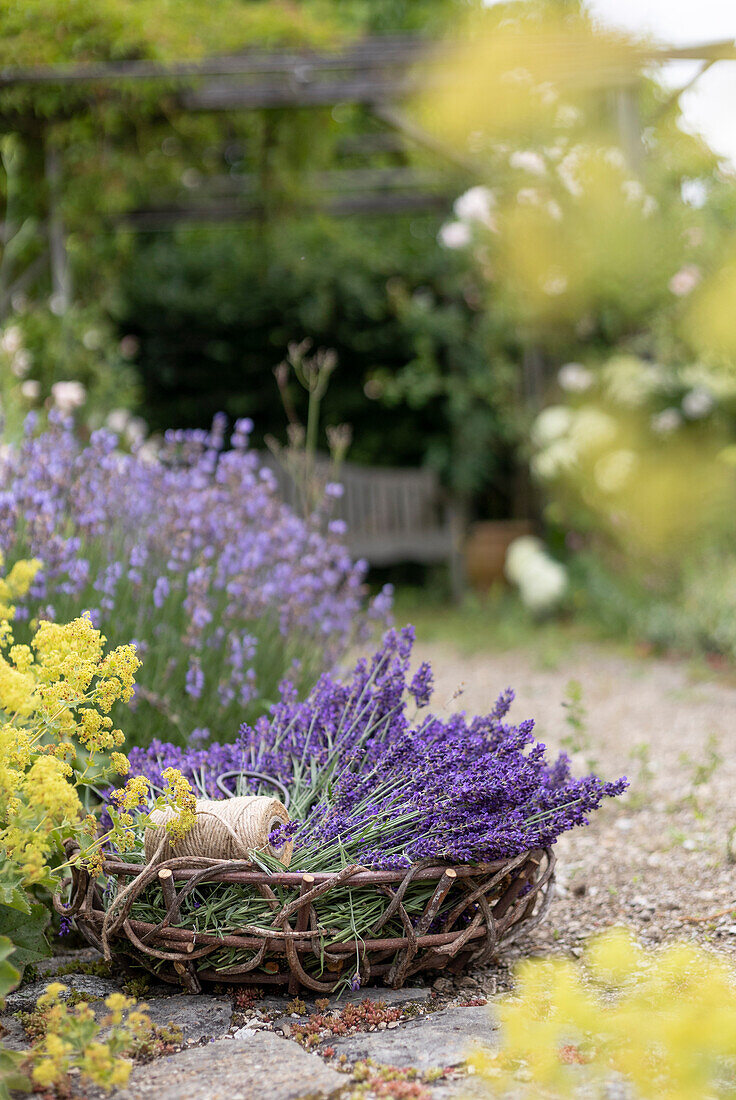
{"left": 58, "top": 846, "right": 555, "bottom": 994}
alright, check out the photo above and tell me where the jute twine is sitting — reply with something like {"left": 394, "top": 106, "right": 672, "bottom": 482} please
{"left": 144, "top": 795, "right": 293, "bottom": 866}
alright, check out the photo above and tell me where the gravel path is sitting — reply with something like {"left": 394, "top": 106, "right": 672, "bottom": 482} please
{"left": 415, "top": 637, "right": 736, "bottom": 975}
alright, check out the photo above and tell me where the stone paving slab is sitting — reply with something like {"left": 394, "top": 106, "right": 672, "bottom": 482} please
{"left": 106, "top": 1031, "right": 348, "bottom": 1100}
{"left": 140, "top": 994, "right": 233, "bottom": 1041}
{"left": 308, "top": 985, "right": 431, "bottom": 1010}
{"left": 322, "top": 1005, "right": 498, "bottom": 1071}
{"left": 250, "top": 985, "right": 433, "bottom": 1020}
{"left": 5, "top": 974, "right": 123, "bottom": 1014}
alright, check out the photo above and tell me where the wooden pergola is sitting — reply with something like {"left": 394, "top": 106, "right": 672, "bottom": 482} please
{"left": 0, "top": 33, "right": 733, "bottom": 313}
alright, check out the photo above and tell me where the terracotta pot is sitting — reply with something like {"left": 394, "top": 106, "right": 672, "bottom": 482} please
{"left": 464, "top": 520, "right": 534, "bottom": 591}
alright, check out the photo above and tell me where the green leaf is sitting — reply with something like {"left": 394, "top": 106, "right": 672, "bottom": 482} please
{"left": 0, "top": 937, "right": 20, "bottom": 1002}
{"left": 0, "top": 882, "right": 30, "bottom": 916}
{"left": 0, "top": 904, "right": 50, "bottom": 977}
{"left": 0, "top": 1047, "right": 31, "bottom": 1098}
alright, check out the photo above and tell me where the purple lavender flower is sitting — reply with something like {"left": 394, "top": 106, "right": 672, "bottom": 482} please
{"left": 118, "top": 628, "right": 627, "bottom": 867}
{"left": 409, "top": 662, "right": 433, "bottom": 707}
{"left": 0, "top": 414, "right": 392, "bottom": 747}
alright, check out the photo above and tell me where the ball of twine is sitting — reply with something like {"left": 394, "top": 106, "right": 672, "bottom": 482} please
{"left": 144, "top": 795, "right": 293, "bottom": 867}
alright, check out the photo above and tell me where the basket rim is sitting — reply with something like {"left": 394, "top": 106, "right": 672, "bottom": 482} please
{"left": 99, "top": 853, "right": 539, "bottom": 887}
{"left": 62, "top": 846, "right": 556, "bottom": 993}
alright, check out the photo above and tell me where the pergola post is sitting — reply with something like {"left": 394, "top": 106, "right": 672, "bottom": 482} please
{"left": 44, "top": 137, "right": 72, "bottom": 312}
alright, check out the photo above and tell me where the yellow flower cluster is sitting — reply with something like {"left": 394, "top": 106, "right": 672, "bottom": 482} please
{"left": 160, "top": 766, "right": 197, "bottom": 840}
{"left": 29, "top": 982, "right": 153, "bottom": 1093}
{"left": 0, "top": 558, "right": 148, "bottom": 891}
{"left": 0, "top": 557, "right": 198, "bottom": 931}
{"left": 0, "top": 551, "right": 41, "bottom": 621}
{"left": 472, "top": 927, "right": 736, "bottom": 1099}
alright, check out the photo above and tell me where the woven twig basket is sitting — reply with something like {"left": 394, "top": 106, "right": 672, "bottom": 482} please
{"left": 55, "top": 843, "right": 555, "bottom": 995}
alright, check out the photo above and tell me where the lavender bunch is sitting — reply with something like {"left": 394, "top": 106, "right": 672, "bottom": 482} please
{"left": 125, "top": 627, "right": 627, "bottom": 869}
{"left": 0, "top": 411, "right": 391, "bottom": 747}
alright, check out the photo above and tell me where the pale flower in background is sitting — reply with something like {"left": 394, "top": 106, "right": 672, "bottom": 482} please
{"left": 20, "top": 379, "right": 40, "bottom": 400}
{"left": 621, "top": 178, "right": 644, "bottom": 203}
{"left": 509, "top": 150, "right": 546, "bottom": 175}
{"left": 594, "top": 449, "right": 637, "bottom": 494}
{"left": 558, "top": 362, "right": 593, "bottom": 393}
{"left": 453, "top": 185, "right": 496, "bottom": 228}
{"left": 10, "top": 349, "right": 31, "bottom": 377}
{"left": 119, "top": 335, "right": 140, "bottom": 359}
{"left": 541, "top": 271, "right": 568, "bottom": 296}
{"left": 668, "top": 264, "right": 701, "bottom": 297}
{"left": 604, "top": 148, "right": 626, "bottom": 170}
{"left": 136, "top": 439, "right": 160, "bottom": 465}
{"left": 682, "top": 387, "right": 714, "bottom": 419}
{"left": 681, "top": 362, "right": 736, "bottom": 399}
{"left": 106, "top": 408, "right": 131, "bottom": 434}
{"left": 51, "top": 380, "right": 86, "bottom": 414}
{"left": 517, "top": 187, "right": 542, "bottom": 206}
{"left": 641, "top": 195, "right": 658, "bottom": 217}
{"left": 602, "top": 354, "right": 662, "bottom": 408}
{"left": 531, "top": 405, "right": 573, "bottom": 449}
{"left": 124, "top": 417, "right": 147, "bottom": 447}
{"left": 569, "top": 408, "right": 617, "bottom": 452}
{"left": 505, "top": 536, "right": 567, "bottom": 613}
{"left": 531, "top": 439, "right": 577, "bottom": 480}
{"left": 557, "top": 151, "right": 584, "bottom": 197}
{"left": 1, "top": 325, "right": 22, "bottom": 354}
{"left": 438, "top": 221, "right": 472, "bottom": 249}
{"left": 555, "top": 104, "right": 580, "bottom": 127}
{"left": 651, "top": 408, "right": 682, "bottom": 435}
{"left": 82, "top": 327, "right": 103, "bottom": 350}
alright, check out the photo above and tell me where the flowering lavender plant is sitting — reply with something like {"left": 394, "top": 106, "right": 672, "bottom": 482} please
{"left": 125, "top": 626, "right": 627, "bottom": 870}
{"left": 0, "top": 412, "right": 391, "bottom": 747}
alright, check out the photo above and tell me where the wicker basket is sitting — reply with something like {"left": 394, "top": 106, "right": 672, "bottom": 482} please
{"left": 55, "top": 843, "right": 555, "bottom": 995}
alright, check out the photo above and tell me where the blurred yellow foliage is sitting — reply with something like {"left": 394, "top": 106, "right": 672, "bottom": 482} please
{"left": 415, "top": 9, "right": 684, "bottom": 337}
{"left": 472, "top": 927, "right": 736, "bottom": 1099}
{"left": 683, "top": 249, "right": 736, "bottom": 363}
{"left": 418, "top": 13, "right": 642, "bottom": 148}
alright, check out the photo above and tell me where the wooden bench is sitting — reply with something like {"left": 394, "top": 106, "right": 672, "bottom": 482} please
{"left": 264, "top": 455, "right": 464, "bottom": 598}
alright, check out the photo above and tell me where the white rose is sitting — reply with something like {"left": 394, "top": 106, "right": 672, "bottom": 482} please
{"left": 124, "top": 417, "right": 147, "bottom": 446}
{"left": 51, "top": 380, "right": 86, "bottom": 413}
{"left": 668, "top": 265, "right": 701, "bottom": 297}
{"left": 505, "top": 537, "right": 567, "bottom": 612}
{"left": 453, "top": 186, "right": 496, "bottom": 228}
{"left": 558, "top": 362, "right": 593, "bottom": 393}
{"left": 651, "top": 408, "right": 682, "bottom": 435}
{"left": 106, "top": 408, "right": 131, "bottom": 434}
{"left": 603, "top": 355, "right": 661, "bottom": 408}
{"left": 531, "top": 440, "right": 577, "bottom": 480}
{"left": 438, "top": 221, "right": 472, "bottom": 249}
{"left": 682, "top": 388, "right": 714, "bottom": 419}
{"left": 20, "top": 379, "right": 40, "bottom": 400}
{"left": 505, "top": 536, "right": 545, "bottom": 583}
{"left": 1, "top": 326, "right": 22, "bottom": 354}
{"left": 509, "top": 150, "right": 546, "bottom": 176}
{"left": 519, "top": 557, "right": 568, "bottom": 612}
{"left": 541, "top": 270, "right": 568, "bottom": 296}
{"left": 531, "top": 405, "right": 573, "bottom": 448}
{"left": 11, "top": 349, "right": 31, "bottom": 377}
